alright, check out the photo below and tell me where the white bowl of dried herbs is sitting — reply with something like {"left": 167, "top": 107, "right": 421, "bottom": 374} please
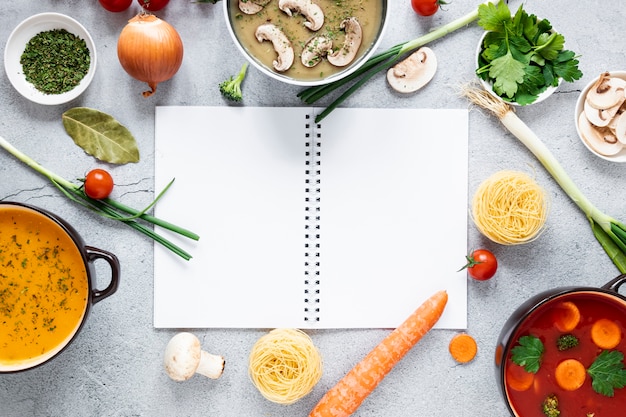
{"left": 4, "top": 13, "right": 97, "bottom": 105}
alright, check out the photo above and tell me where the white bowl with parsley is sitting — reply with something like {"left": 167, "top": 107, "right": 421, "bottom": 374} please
{"left": 474, "top": 2, "right": 582, "bottom": 106}
{"left": 4, "top": 13, "right": 97, "bottom": 105}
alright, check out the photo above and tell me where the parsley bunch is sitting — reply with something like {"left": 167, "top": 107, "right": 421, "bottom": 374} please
{"left": 476, "top": 1, "right": 583, "bottom": 105}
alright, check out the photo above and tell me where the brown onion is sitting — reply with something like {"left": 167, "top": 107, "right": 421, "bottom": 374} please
{"left": 117, "top": 12, "right": 183, "bottom": 97}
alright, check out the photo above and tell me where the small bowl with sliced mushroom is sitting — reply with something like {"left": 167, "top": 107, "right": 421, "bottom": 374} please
{"left": 575, "top": 71, "right": 626, "bottom": 162}
{"left": 223, "top": 0, "right": 388, "bottom": 86}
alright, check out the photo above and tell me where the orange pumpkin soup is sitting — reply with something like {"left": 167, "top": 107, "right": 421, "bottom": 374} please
{"left": 0, "top": 205, "right": 88, "bottom": 365}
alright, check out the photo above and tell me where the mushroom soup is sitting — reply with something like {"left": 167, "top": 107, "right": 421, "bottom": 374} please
{"left": 228, "top": 0, "right": 385, "bottom": 80}
{"left": 0, "top": 205, "right": 89, "bottom": 366}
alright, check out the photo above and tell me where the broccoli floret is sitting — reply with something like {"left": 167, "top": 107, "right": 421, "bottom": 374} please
{"left": 557, "top": 334, "right": 579, "bottom": 351}
{"left": 219, "top": 62, "right": 248, "bottom": 102}
{"left": 542, "top": 394, "right": 560, "bottom": 417}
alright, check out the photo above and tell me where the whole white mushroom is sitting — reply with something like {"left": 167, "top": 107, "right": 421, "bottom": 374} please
{"left": 163, "top": 332, "right": 225, "bottom": 381}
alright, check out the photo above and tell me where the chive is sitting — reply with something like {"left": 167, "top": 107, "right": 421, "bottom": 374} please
{"left": 0, "top": 135, "right": 197, "bottom": 261}
{"left": 297, "top": 1, "right": 493, "bottom": 123}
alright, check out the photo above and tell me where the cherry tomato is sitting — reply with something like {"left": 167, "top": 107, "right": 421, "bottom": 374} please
{"left": 411, "top": 0, "right": 442, "bottom": 17}
{"left": 84, "top": 169, "right": 115, "bottom": 200}
{"left": 99, "top": 0, "right": 133, "bottom": 12}
{"left": 461, "top": 249, "right": 498, "bottom": 281}
{"left": 137, "top": 0, "right": 170, "bottom": 11}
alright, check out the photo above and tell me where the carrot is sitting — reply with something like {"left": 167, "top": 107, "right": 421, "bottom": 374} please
{"left": 554, "top": 358, "right": 586, "bottom": 391}
{"left": 505, "top": 363, "right": 534, "bottom": 392}
{"left": 552, "top": 301, "right": 581, "bottom": 332}
{"left": 308, "top": 290, "right": 448, "bottom": 417}
{"left": 449, "top": 333, "right": 478, "bottom": 363}
{"left": 591, "top": 318, "right": 622, "bottom": 349}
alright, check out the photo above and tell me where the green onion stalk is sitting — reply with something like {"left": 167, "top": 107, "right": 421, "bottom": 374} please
{"left": 298, "top": 0, "right": 498, "bottom": 123}
{"left": 462, "top": 84, "right": 626, "bottom": 273}
{"left": 0, "top": 135, "right": 199, "bottom": 261}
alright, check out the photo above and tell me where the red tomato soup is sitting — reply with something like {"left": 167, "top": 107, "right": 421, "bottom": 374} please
{"left": 505, "top": 292, "right": 626, "bottom": 417}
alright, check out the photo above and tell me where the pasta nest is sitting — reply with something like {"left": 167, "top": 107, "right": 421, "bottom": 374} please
{"left": 248, "top": 328, "right": 323, "bottom": 404}
{"left": 472, "top": 170, "right": 550, "bottom": 245}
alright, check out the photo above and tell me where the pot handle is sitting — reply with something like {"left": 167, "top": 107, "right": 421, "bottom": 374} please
{"left": 602, "top": 273, "right": 626, "bottom": 293}
{"left": 85, "top": 246, "right": 121, "bottom": 304}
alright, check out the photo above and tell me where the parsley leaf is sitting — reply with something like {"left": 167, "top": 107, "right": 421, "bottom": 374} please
{"left": 587, "top": 350, "right": 626, "bottom": 397}
{"left": 477, "top": 0, "right": 512, "bottom": 32}
{"left": 476, "top": 0, "right": 583, "bottom": 104}
{"left": 511, "top": 335, "right": 544, "bottom": 373}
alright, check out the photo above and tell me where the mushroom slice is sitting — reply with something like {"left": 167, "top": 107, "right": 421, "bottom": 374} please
{"left": 578, "top": 111, "right": 624, "bottom": 156}
{"left": 615, "top": 112, "right": 626, "bottom": 145}
{"left": 239, "top": 0, "right": 265, "bottom": 15}
{"left": 255, "top": 23, "right": 295, "bottom": 72}
{"left": 301, "top": 35, "right": 332, "bottom": 67}
{"left": 386, "top": 47, "right": 437, "bottom": 93}
{"left": 584, "top": 95, "right": 624, "bottom": 128}
{"left": 278, "top": 0, "right": 324, "bottom": 31}
{"left": 327, "top": 17, "right": 362, "bottom": 67}
{"left": 586, "top": 72, "right": 626, "bottom": 110}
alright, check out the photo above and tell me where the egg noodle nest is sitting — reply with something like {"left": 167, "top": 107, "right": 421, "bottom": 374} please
{"left": 472, "top": 170, "right": 550, "bottom": 245}
{"left": 248, "top": 328, "right": 323, "bottom": 404}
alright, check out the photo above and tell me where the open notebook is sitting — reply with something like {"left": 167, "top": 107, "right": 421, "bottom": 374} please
{"left": 153, "top": 106, "right": 468, "bottom": 329}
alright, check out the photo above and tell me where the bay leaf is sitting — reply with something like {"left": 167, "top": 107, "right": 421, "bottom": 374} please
{"left": 62, "top": 107, "right": 140, "bottom": 164}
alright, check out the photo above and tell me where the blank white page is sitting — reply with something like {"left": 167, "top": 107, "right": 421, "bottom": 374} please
{"left": 317, "top": 108, "right": 468, "bottom": 329}
{"left": 154, "top": 106, "right": 306, "bottom": 328}
{"left": 153, "top": 106, "right": 468, "bottom": 329}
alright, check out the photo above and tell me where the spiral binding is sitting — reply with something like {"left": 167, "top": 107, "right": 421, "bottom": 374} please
{"left": 304, "top": 114, "right": 321, "bottom": 323}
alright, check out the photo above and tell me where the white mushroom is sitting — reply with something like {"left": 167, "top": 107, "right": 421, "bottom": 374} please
{"left": 255, "top": 24, "right": 295, "bottom": 72}
{"left": 614, "top": 111, "right": 626, "bottom": 145}
{"left": 577, "top": 111, "right": 623, "bottom": 156}
{"left": 278, "top": 0, "right": 325, "bottom": 31}
{"left": 386, "top": 47, "right": 437, "bottom": 93}
{"left": 301, "top": 35, "right": 333, "bottom": 67}
{"left": 163, "top": 332, "right": 225, "bottom": 381}
{"left": 586, "top": 72, "right": 626, "bottom": 109}
{"left": 583, "top": 97, "right": 623, "bottom": 128}
{"left": 327, "top": 17, "right": 362, "bottom": 67}
{"left": 238, "top": 0, "right": 271, "bottom": 15}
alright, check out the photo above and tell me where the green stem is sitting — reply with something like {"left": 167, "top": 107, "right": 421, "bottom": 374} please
{"left": 593, "top": 221, "right": 626, "bottom": 274}
{"left": 298, "top": 0, "right": 493, "bottom": 122}
{"left": 0, "top": 134, "right": 197, "bottom": 260}
{"left": 463, "top": 85, "right": 626, "bottom": 273}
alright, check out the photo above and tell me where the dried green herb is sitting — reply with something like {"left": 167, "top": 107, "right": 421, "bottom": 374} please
{"left": 20, "top": 29, "right": 90, "bottom": 95}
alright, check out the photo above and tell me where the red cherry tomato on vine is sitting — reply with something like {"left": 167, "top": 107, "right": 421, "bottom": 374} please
{"left": 99, "top": 0, "right": 132, "bottom": 12}
{"left": 84, "top": 169, "right": 114, "bottom": 200}
{"left": 411, "top": 0, "right": 443, "bottom": 17}
{"left": 137, "top": 0, "right": 170, "bottom": 11}
{"left": 460, "top": 249, "right": 498, "bottom": 281}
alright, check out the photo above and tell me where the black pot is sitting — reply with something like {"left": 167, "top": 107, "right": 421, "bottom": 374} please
{"left": 0, "top": 202, "right": 120, "bottom": 372}
{"left": 495, "top": 273, "right": 626, "bottom": 416}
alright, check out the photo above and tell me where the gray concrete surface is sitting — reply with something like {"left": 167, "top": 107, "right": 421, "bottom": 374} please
{"left": 1, "top": 0, "right": 625, "bottom": 416}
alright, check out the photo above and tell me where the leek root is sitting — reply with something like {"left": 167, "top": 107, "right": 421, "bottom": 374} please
{"left": 462, "top": 84, "right": 626, "bottom": 273}
{"left": 0, "top": 135, "right": 198, "bottom": 260}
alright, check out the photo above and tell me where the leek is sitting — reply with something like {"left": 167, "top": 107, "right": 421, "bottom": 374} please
{"left": 462, "top": 85, "right": 626, "bottom": 273}
{"left": 0, "top": 135, "right": 198, "bottom": 261}
{"left": 298, "top": 0, "right": 498, "bottom": 123}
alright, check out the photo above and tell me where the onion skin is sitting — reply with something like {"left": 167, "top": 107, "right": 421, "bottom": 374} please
{"left": 117, "top": 13, "right": 183, "bottom": 97}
